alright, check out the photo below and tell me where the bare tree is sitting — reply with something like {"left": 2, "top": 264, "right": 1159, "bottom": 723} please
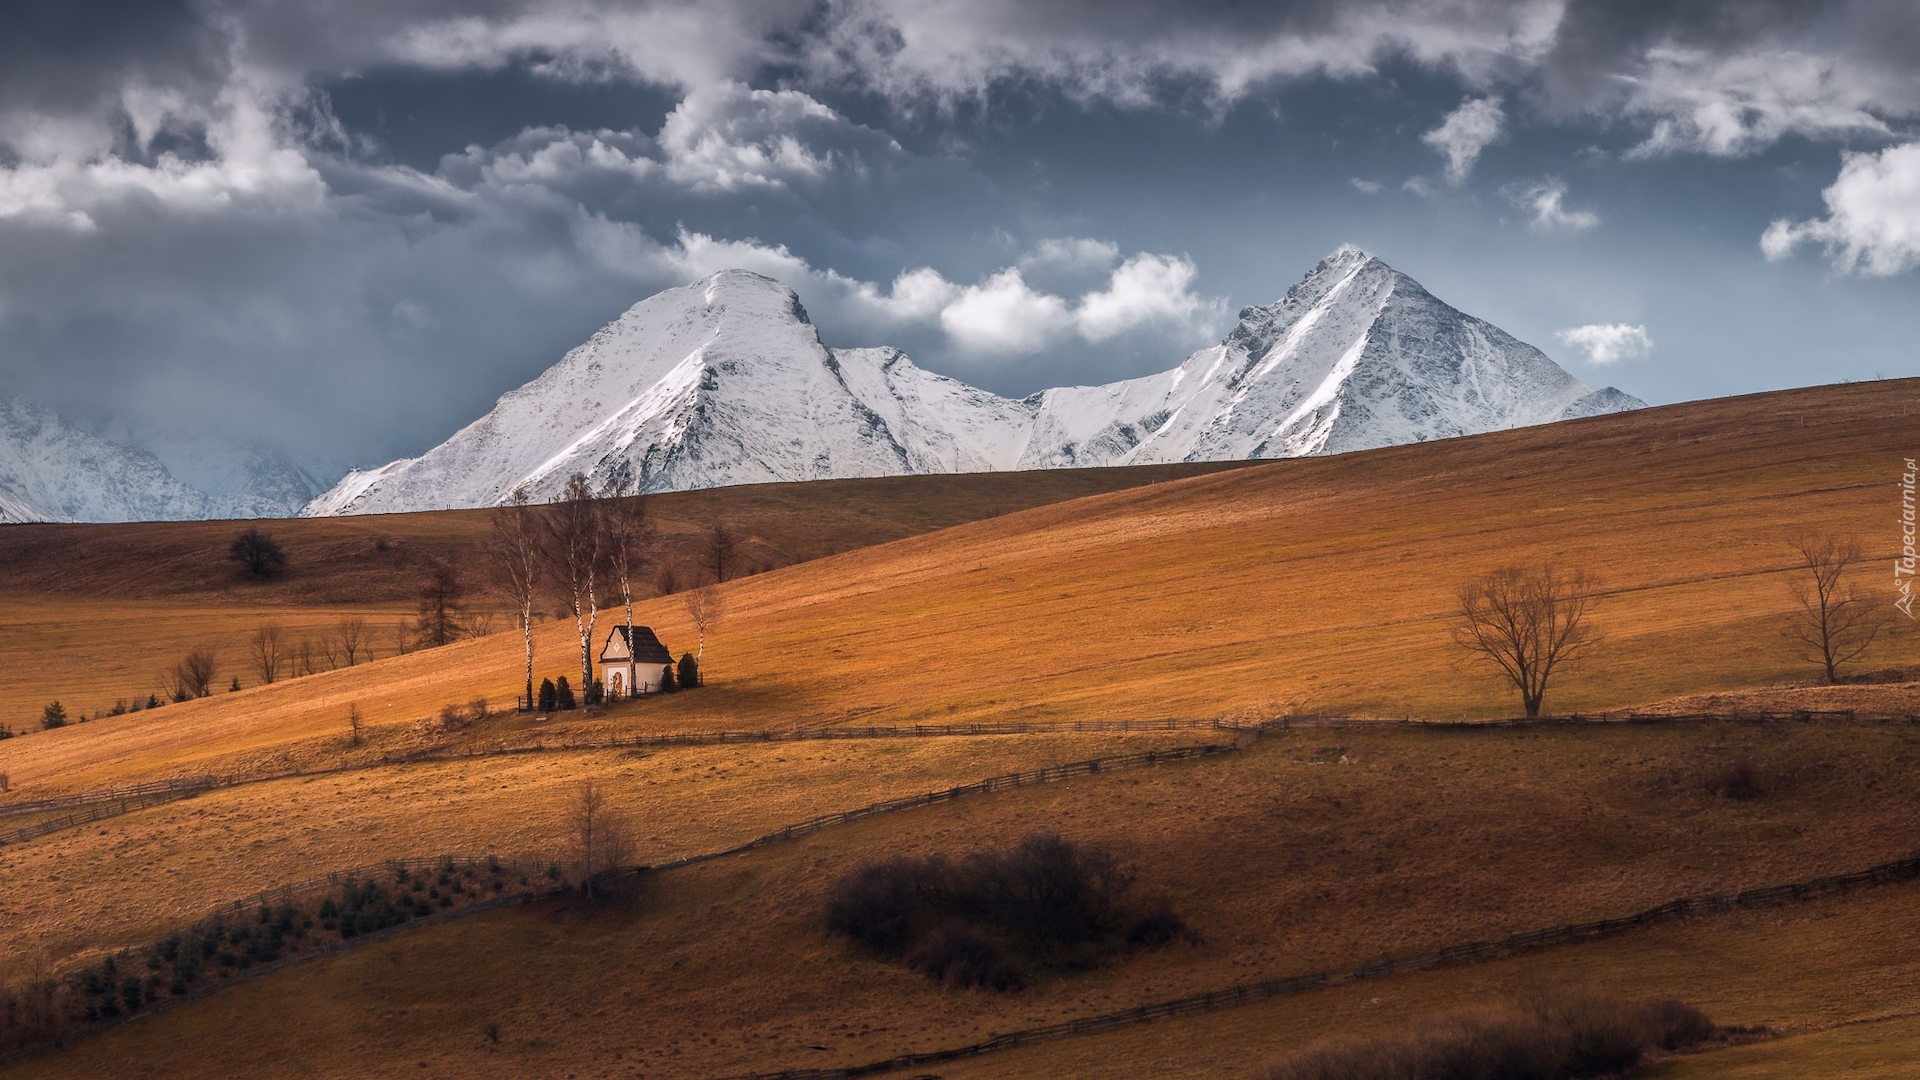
{"left": 602, "top": 489, "right": 655, "bottom": 698}
{"left": 247, "top": 625, "right": 286, "bottom": 685}
{"left": 228, "top": 526, "right": 287, "bottom": 579}
{"left": 414, "top": 560, "right": 469, "bottom": 648}
{"left": 392, "top": 619, "right": 413, "bottom": 656}
{"left": 317, "top": 634, "right": 339, "bottom": 671}
{"left": 490, "top": 488, "right": 543, "bottom": 710}
{"left": 336, "top": 616, "right": 369, "bottom": 666}
{"left": 294, "top": 638, "right": 318, "bottom": 677}
{"left": 347, "top": 702, "right": 364, "bottom": 746}
{"left": 1786, "top": 534, "right": 1889, "bottom": 683}
{"left": 160, "top": 647, "right": 219, "bottom": 700}
{"left": 702, "top": 521, "right": 739, "bottom": 584}
{"left": 653, "top": 561, "right": 682, "bottom": 596}
{"left": 567, "top": 779, "right": 631, "bottom": 904}
{"left": 540, "top": 473, "right": 606, "bottom": 698}
{"left": 682, "top": 583, "right": 726, "bottom": 666}
{"left": 1454, "top": 565, "right": 1598, "bottom": 718}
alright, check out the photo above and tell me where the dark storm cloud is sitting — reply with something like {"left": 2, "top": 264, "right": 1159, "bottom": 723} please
{"left": 0, "top": 0, "right": 1917, "bottom": 484}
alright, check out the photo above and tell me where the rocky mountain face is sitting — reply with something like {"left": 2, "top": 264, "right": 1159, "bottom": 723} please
{"left": 0, "top": 395, "right": 320, "bottom": 524}
{"left": 307, "top": 249, "right": 1642, "bottom": 516}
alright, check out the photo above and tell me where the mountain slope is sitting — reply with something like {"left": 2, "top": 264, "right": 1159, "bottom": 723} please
{"left": 0, "top": 397, "right": 323, "bottom": 524}
{"left": 0, "top": 396, "right": 216, "bottom": 523}
{"left": 307, "top": 250, "right": 1642, "bottom": 515}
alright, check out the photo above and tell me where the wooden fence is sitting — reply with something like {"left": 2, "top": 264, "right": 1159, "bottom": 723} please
{"left": 0, "top": 775, "right": 218, "bottom": 818}
{"left": 727, "top": 854, "right": 1920, "bottom": 1080}
{"left": 4, "top": 708, "right": 1907, "bottom": 849}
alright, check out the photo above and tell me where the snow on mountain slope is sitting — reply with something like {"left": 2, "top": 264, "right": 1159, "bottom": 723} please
{"left": 0, "top": 395, "right": 219, "bottom": 523}
{"left": 0, "top": 484, "right": 66, "bottom": 524}
{"left": 139, "top": 434, "right": 325, "bottom": 520}
{"left": 0, "top": 397, "right": 322, "bottom": 523}
{"left": 306, "top": 252, "right": 1644, "bottom": 516}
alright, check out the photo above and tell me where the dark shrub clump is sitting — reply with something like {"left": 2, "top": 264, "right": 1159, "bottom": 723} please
{"left": 825, "top": 832, "right": 1177, "bottom": 990}
{"left": 1706, "top": 756, "right": 1761, "bottom": 800}
{"left": 1257, "top": 987, "right": 1720, "bottom": 1080}
{"left": 907, "top": 920, "right": 1026, "bottom": 990}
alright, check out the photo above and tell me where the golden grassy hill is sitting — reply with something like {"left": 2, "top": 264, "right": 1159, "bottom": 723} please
{"left": 3, "top": 378, "right": 1919, "bottom": 1077}
{"left": 3, "top": 378, "right": 1913, "bottom": 790}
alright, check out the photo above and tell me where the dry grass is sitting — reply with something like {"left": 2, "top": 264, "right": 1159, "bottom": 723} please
{"left": 10, "top": 719, "right": 1920, "bottom": 1078}
{"left": 0, "top": 732, "right": 1199, "bottom": 972}
{"left": 1649, "top": 1013, "right": 1920, "bottom": 1079}
{"left": 2, "top": 380, "right": 1918, "bottom": 1076}
{"left": 6, "top": 380, "right": 1917, "bottom": 791}
{"left": 0, "top": 462, "right": 1257, "bottom": 604}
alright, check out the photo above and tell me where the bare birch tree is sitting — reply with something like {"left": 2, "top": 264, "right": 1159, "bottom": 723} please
{"left": 682, "top": 583, "right": 726, "bottom": 665}
{"left": 601, "top": 489, "right": 654, "bottom": 699}
{"left": 489, "top": 488, "right": 542, "bottom": 710}
{"left": 247, "top": 624, "right": 286, "bottom": 685}
{"left": 540, "top": 473, "right": 606, "bottom": 700}
{"left": 1786, "top": 534, "right": 1889, "bottom": 683}
{"left": 1454, "top": 565, "right": 1598, "bottom": 718}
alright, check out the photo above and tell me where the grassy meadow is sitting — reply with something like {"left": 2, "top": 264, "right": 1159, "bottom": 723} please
{"left": 1, "top": 378, "right": 1917, "bottom": 1077}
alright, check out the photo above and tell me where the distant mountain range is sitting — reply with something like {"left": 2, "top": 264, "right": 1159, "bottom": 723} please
{"left": 0, "top": 395, "right": 321, "bottom": 524}
{"left": 0, "top": 249, "right": 1643, "bottom": 524}
{"left": 305, "top": 248, "right": 1641, "bottom": 516}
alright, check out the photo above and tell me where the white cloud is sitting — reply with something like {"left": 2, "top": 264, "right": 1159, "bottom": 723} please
{"left": 575, "top": 225, "right": 1222, "bottom": 358}
{"left": 1422, "top": 96, "right": 1504, "bottom": 184}
{"left": 0, "top": 81, "right": 327, "bottom": 229}
{"left": 1503, "top": 177, "right": 1599, "bottom": 233}
{"left": 658, "top": 81, "right": 879, "bottom": 191}
{"left": 1762, "top": 141, "right": 1920, "bottom": 277}
{"left": 1349, "top": 178, "right": 1383, "bottom": 194}
{"left": 1074, "top": 252, "right": 1212, "bottom": 342}
{"left": 1019, "top": 237, "right": 1120, "bottom": 275}
{"left": 1555, "top": 323, "right": 1651, "bottom": 366}
{"left": 1620, "top": 47, "right": 1902, "bottom": 159}
{"left": 937, "top": 269, "right": 1071, "bottom": 355}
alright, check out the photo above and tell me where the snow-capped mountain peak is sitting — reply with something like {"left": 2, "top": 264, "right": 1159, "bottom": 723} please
{"left": 301, "top": 252, "right": 1643, "bottom": 516}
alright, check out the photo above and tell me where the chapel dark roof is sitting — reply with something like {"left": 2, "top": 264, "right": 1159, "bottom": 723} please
{"left": 603, "top": 624, "right": 672, "bottom": 664}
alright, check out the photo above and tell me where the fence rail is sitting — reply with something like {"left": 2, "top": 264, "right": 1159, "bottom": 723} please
{"left": 647, "top": 743, "right": 1237, "bottom": 872}
{"left": 5, "top": 707, "right": 1908, "bottom": 848}
{"left": 0, "top": 720, "right": 1246, "bottom": 846}
{"left": 0, "top": 775, "right": 218, "bottom": 818}
{"left": 727, "top": 854, "right": 1920, "bottom": 1080}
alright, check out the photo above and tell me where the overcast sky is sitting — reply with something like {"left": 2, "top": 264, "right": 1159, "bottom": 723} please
{"left": 4, "top": 0, "right": 1918, "bottom": 477}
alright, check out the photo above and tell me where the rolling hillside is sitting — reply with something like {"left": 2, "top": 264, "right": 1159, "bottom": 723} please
{"left": 1, "top": 378, "right": 1916, "bottom": 1078}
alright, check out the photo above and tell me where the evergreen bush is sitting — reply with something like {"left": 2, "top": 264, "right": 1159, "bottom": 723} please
{"left": 659, "top": 663, "right": 677, "bottom": 693}
{"left": 538, "top": 677, "right": 557, "bottom": 712}
{"left": 555, "top": 676, "right": 576, "bottom": 710}
{"left": 40, "top": 701, "right": 66, "bottom": 729}
{"left": 678, "top": 652, "right": 699, "bottom": 688}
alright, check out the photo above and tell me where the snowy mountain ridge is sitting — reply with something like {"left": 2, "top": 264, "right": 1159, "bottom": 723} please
{"left": 0, "top": 395, "right": 321, "bottom": 524}
{"left": 307, "top": 248, "right": 1642, "bottom": 516}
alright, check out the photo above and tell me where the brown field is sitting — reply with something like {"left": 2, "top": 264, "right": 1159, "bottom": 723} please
{"left": 7, "top": 720, "right": 1920, "bottom": 1078}
{"left": 2, "top": 379, "right": 1918, "bottom": 1077}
